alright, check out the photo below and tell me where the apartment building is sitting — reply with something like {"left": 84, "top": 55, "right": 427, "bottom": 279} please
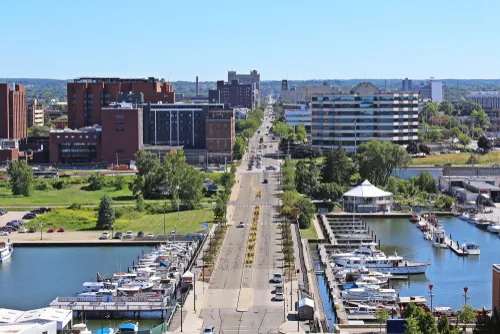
{"left": 27, "top": 98, "right": 45, "bottom": 127}
{"left": 67, "top": 77, "right": 174, "bottom": 129}
{"left": 284, "top": 104, "right": 312, "bottom": 127}
{"left": 206, "top": 109, "right": 236, "bottom": 163}
{"left": 465, "top": 91, "right": 500, "bottom": 116}
{"left": 311, "top": 82, "right": 419, "bottom": 152}
{"left": 228, "top": 70, "right": 260, "bottom": 106}
{"left": 281, "top": 80, "right": 340, "bottom": 104}
{"left": 208, "top": 80, "right": 256, "bottom": 109}
{"left": 0, "top": 83, "right": 27, "bottom": 140}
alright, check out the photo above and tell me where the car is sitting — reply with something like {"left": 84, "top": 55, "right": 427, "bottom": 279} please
{"left": 113, "top": 232, "right": 123, "bottom": 239}
{"left": 274, "top": 291, "right": 284, "bottom": 301}
{"left": 99, "top": 231, "right": 110, "bottom": 239}
{"left": 19, "top": 227, "right": 27, "bottom": 233}
{"left": 2, "top": 226, "right": 14, "bottom": 232}
{"left": 38, "top": 207, "right": 51, "bottom": 214}
{"left": 203, "top": 326, "right": 215, "bottom": 334}
{"left": 28, "top": 227, "right": 36, "bottom": 233}
{"left": 0, "top": 209, "right": 7, "bottom": 216}
{"left": 137, "top": 231, "right": 144, "bottom": 238}
{"left": 147, "top": 232, "right": 155, "bottom": 238}
{"left": 23, "top": 213, "right": 36, "bottom": 220}
{"left": 238, "top": 222, "right": 246, "bottom": 228}
{"left": 57, "top": 227, "right": 65, "bottom": 233}
{"left": 0, "top": 231, "right": 10, "bottom": 236}
{"left": 271, "top": 273, "right": 282, "bottom": 283}
{"left": 272, "top": 137, "right": 276, "bottom": 140}
{"left": 47, "top": 228, "right": 55, "bottom": 233}
{"left": 125, "top": 231, "right": 133, "bottom": 239}
{"left": 274, "top": 284, "right": 283, "bottom": 294}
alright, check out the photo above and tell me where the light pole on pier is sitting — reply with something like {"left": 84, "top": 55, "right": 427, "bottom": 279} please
{"left": 428, "top": 284, "right": 435, "bottom": 311}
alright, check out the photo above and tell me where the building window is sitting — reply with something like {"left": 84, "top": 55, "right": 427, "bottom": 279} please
{"left": 116, "top": 149, "right": 125, "bottom": 153}
{"left": 116, "top": 114, "right": 124, "bottom": 119}
{"left": 85, "top": 135, "right": 89, "bottom": 139}
{"left": 116, "top": 128, "right": 124, "bottom": 132}
{"left": 56, "top": 135, "right": 60, "bottom": 139}
{"left": 93, "top": 135, "right": 97, "bottom": 139}
{"left": 65, "top": 135, "right": 68, "bottom": 139}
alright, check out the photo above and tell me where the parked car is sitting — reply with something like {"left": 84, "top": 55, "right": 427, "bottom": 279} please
{"left": 274, "top": 291, "right": 284, "bottom": 301}
{"left": 0, "top": 209, "right": 7, "bottom": 216}
{"left": 238, "top": 222, "right": 246, "bottom": 228}
{"left": 113, "top": 232, "right": 123, "bottom": 239}
{"left": 125, "top": 231, "right": 134, "bottom": 239}
{"left": 19, "top": 227, "right": 27, "bottom": 233}
{"left": 203, "top": 326, "right": 215, "bottom": 334}
{"left": 38, "top": 207, "right": 51, "bottom": 214}
{"left": 2, "top": 226, "right": 14, "bottom": 232}
{"left": 147, "top": 232, "right": 155, "bottom": 238}
{"left": 57, "top": 227, "right": 65, "bottom": 233}
{"left": 28, "top": 227, "right": 36, "bottom": 233}
{"left": 271, "top": 273, "right": 282, "bottom": 283}
{"left": 99, "top": 231, "right": 110, "bottom": 239}
{"left": 23, "top": 213, "right": 36, "bottom": 220}
{"left": 274, "top": 284, "right": 283, "bottom": 294}
{"left": 0, "top": 231, "right": 10, "bottom": 236}
{"left": 137, "top": 231, "right": 144, "bottom": 238}
{"left": 47, "top": 228, "right": 55, "bottom": 233}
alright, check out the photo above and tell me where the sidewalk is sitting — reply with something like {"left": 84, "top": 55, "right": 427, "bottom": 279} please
{"left": 312, "top": 216, "right": 325, "bottom": 240}
{"left": 168, "top": 281, "right": 208, "bottom": 333}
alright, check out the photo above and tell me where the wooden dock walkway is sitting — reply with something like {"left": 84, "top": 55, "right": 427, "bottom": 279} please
{"left": 420, "top": 218, "right": 468, "bottom": 257}
{"left": 49, "top": 296, "right": 170, "bottom": 312}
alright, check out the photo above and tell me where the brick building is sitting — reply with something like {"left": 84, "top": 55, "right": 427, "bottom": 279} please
{"left": 0, "top": 139, "right": 19, "bottom": 164}
{"left": 49, "top": 126, "right": 101, "bottom": 164}
{"left": 27, "top": 98, "right": 45, "bottom": 127}
{"left": 67, "top": 77, "right": 174, "bottom": 129}
{"left": 0, "top": 83, "right": 27, "bottom": 140}
{"left": 208, "top": 80, "right": 256, "bottom": 109}
{"left": 205, "top": 109, "right": 235, "bottom": 163}
{"left": 493, "top": 264, "right": 500, "bottom": 311}
{"left": 101, "top": 103, "right": 143, "bottom": 164}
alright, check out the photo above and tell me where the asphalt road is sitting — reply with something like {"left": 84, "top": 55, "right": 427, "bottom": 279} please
{"left": 199, "top": 106, "right": 286, "bottom": 333}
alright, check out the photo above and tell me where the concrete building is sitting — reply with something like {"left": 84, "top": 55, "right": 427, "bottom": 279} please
{"left": 493, "top": 264, "right": 500, "bottom": 312}
{"left": 311, "top": 82, "right": 419, "bottom": 152}
{"left": 206, "top": 109, "right": 236, "bottom": 163}
{"left": 465, "top": 91, "right": 500, "bottom": 116}
{"left": 284, "top": 104, "right": 312, "bottom": 127}
{"left": 0, "top": 139, "right": 19, "bottom": 164}
{"left": 49, "top": 126, "right": 101, "bottom": 164}
{"left": 0, "top": 83, "right": 27, "bottom": 140}
{"left": 419, "top": 80, "right": 444, "bottom": 103}
{"left": 27, "top": 98, "right": 45, "bottom": 128}
{"left": 67, "top": 77, "right": 174, "bottom": 129}
{"left": 208, "top": 80, "right": 256, "bottom": 109}
{"left": 281, "top": 80, "right": 339, "bottom": 104}
{"left": 401, "top": 78, "right": 413, "bottom": 92}
{"left": 228, "top": 70, "right": 260, "bottom": 105}
{"left": 101, "top": 103, "right": 143, "bottom": 164}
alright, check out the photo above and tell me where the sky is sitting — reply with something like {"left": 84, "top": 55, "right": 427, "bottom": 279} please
{"left": 1, "top": 0, "right": 499, "bottom": 81}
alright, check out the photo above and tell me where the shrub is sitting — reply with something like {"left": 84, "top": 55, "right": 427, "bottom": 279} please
{"left": 69, "top": 202, "right": 82, "bottom": 210}
{"left": 52, "top": 180, "right": 68, "bottom": 190}
{"left": 87, "top": 172, "right": 105, "bottom": 191}
{"left": 35, "top": 181, "right": 52, "bottom": 191}
{"left": 114, "top": 176, "right": 126, "bottom": 190}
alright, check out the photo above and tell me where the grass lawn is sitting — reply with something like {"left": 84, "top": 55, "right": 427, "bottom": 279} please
{"left": 24, "top": 207, "right": 214, "bottom": 234}
{"left": 411, "top": 151, "right": 500, "bottom": 166}
{"left": 300, "top": 223, "right": 318, "bottom": 239}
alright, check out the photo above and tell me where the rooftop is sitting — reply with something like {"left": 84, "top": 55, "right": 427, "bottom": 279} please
{"left": 73, "top": 77, "right": 167, "bottom": 84}
{"left": 493, "top": 264, "right": 500, "bottom": 273}
{"left": 343, "top": 180, "right": 393, "bottom": 198}
{"left": 50, "top": 125, "right": 101, "bottom": 133}
{"left": 465, "top": 181, "right": 500, "bottom": 191}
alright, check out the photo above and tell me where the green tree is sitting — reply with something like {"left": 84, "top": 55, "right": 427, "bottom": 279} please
{"left": 437, "top": 315, "right": 460, "bottom": 334}
{"left": 295, "top": 123, "right": 307, "bottom": 142}
{"left": 457, "top": 304, "right": 476, "bottom": 325}
{"left": 136, "top": 194, "right": 145, "bottom": 212}
{"left": 422, "top": 102, "right": 439, "bottom": 120}
{"left": 357, "top": 140, "right": 412, "bottom": 186}
{"left": 456, "top": 101, "right": 484, "bottom": 116}
{"left": 402, "top": 303, "right": 426, "bottom": 320}
{"left": 470, "top": 109, "right": 491, "bottom": 130}
{"left": 44, "top": 113, "right": 52, "bottom": 127}
{"left": 281, "top": 158, "right": 296, "bottom": 192}
{"left": 478, "top": 135, "right": 492, "bottom": 151}
{"left": 439, "top": 101, "right": 456, "bottom": 115}
{"left": 321, "top": 147, "right": 352, "bottom": 184}
{"left": 213, "top": 192, "right": 228, "bottom": 223}
{"left": 450, "top": 127, "right": 462, "bottom": 140}
{"left": 6, "top": 160, "right": 34, "bottom": 197}
{"left": 471, "top": 127, "right": 484, "bottom": 138}
{"left": 418, "top": 312, "right": 438, "bottom": 334}
{"left": 87, "top": 172, "right": 105, "bottom": 191}
{"left": 418, "top": 130, "right": 426, "bottom": 142}
{"left": 374, "top": 308, "right": 389, "bottom": 332}
{"left": 233, "top": 136, "right": 247, "bottom": 160}
{"left": 429, "top": 129, "right": 443, "bottom": 142}
{"left": 412, "top": 172, "right": 438, "bottom": 193}
{"left": 97, "top": 195, "right": 115, "bottom": 229}
{"left": 404, "top": 316, "right": 422, "bottom": 334}
{"left": 315, "top": 182, "right": 346, "bottom": 202}
{"left": 28, "top": 125, "right": 49, "bottom": 137}
{"left": 295, "top": 160, "right": 320, "bottom": 197}
{"left": 458, "top": 133, "right": 471, "bottom": 148}
{"left": 113, "top": 175, "right": 126, "bottom": 190}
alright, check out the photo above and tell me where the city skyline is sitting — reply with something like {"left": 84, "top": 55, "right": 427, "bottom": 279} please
{"left": 1, "top": 0, "right": 499, "bottom": 80}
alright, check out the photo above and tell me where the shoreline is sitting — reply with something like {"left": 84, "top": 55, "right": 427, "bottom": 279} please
{"left": 10, "top": 240, "right": 162, "bottom": 247}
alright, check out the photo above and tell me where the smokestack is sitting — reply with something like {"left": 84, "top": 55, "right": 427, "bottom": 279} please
{"left": 196, "top": 76, "right": 199, "bottom": 96}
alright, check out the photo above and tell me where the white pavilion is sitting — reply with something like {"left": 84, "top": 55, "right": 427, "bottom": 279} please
{"left": 343, "top": 180, "right": 393, "bottom": 213}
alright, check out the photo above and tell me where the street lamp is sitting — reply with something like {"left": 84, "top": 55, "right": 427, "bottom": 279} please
{"left": 428, "top": 284, "right": 435, "bottom": 311}
{"left": 39, "top": 223, "right": 44, "bottom": 240}
{"left": 463, "top": 287, "right": 469, "bottom": 305}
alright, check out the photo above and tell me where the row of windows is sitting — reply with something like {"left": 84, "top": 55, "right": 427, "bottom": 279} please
{"left": 56, "top": 134, "right": 98, "bottom": 139}
{"left": 314, "top": 125, "right": 417, "bottom": 131}
{"left": 313, "top": 132, "right": 417, "bottom": 138}
{"left": 312, "top": 95, "right": 418, "bottom": 101}
{"left": 312, "top": 104, "right": 418, "bottom": 108}
{"left": 313, "top": 118, "right": 418, "bottom": 124}
{"left": 312, "top": 139, "right": 413, "bottom": 146}
{"left": 149, "top": 126, "right": 199, "bottom": 131}
{"left": 314, "top": 110, "right": 418, "bottom": 116}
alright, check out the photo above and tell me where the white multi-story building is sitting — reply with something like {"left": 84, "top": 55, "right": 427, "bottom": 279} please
{"left": 419, "top": 80, "right": 444, "bottom": 103}
{"left": 284, "top": 104, "right": 312, "bottom": 127}
{"left": 311, "top": 82, "right": 419, "bottom": 152}
{"left": 280, "top": 80, "right": 340, "bottom": 104}
{"left": 465, "top": 91, "right": 500, "bottom": 114}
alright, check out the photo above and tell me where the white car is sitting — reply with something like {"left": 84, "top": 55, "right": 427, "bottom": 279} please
{"left": 274, "top": 291, "right": 284, "bottom": 301}
{"left": 147, "top": 232, "right": 155, "bottom": 238}
{"left": 0, "top": 231, "right": 10, "bottom": 236}
{"left": 19, "top": 227, "right": 27, "bottom": 233}
{"left": 99, "top": 231, "right": 110, "bottom": 240}
{"left": 271, "top": 273, "right": 282, "bottom": 283}
{"left": 125, "top": 231, "right": 134, "bottom": 239}
{"left": 238, "top": 222, "right": 246, "bottom": 228}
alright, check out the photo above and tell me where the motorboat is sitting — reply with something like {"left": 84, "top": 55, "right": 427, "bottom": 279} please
{"left": 113, "top": 272, "right": 137, "bottom": 280}
{"left": 118, "top": 321, "right": 138, "bottom": 332}
{"left": 423, "top": 232, "right": 432, "bottom": 241}
{"left": 348, "top": 304, "right": 379, "bottom": 315}
{"left": 77, "top": 289, "right": 116, "bottom": 297}
{"left": 119, "top": 280, "right": 154, "bottom": 291}
{"left": 341, "top": 285, "right": 397, "bottom": 302}
{"left": 117, "top": 285, "right": 142, "bottom": 295}
{"left": 96, "top": 328, "right": 115, "bottom": 334}
{"left": 331, "top": 247, "right": 386, "bottom": 259}
{"left": 468, "top": 216, "right": 480, "bottom": 224}
{"left": 355, "top": 276, "right": 388, "bottom": 287}
{"left": 82, "top": 282, "right": 118, "bottom": 292}
{"left": 335, "top": 252, "right": 429, "bottom": 275}
{"left": 458, "top": 212, "right": 470, "bottom": 221}
{"left": 72, "top": 324, "right": 92, "bottom": 334}
{"left": 409, "top": 214, "right": 420, "bottom": 223}
{"left": 417, "top": 220, "right": 426, "bottom": 229}
{"left": 461, "top": 242, "right": 480, "bottom": 255}
{"left": 0, "top": 240, "right": 13, "bottom": 262}
{"left": 475, "top": 221, "right": 490, "bottom": 230}
{"left": 432, "top": 229, "right": 448, "bottom": 248}
{"left": 487, "top": 224, "right": 500, "bottom": 233}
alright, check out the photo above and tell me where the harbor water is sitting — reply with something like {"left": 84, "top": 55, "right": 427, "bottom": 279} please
{"left": 365, "top": 216, "right": 496, "bottom": 310}
{"left": 0, "top": 246, "right": 162, "bottom": 330}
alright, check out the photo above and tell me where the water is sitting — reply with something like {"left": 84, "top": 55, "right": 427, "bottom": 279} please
{"left": 366, "top": 217, "right": 497, "bottom": 310}
{"left": 0, "top": 246, "right": 161, "bottom": 330}
{"left": 393, "top": 168, "right": 442, "bottom": 181}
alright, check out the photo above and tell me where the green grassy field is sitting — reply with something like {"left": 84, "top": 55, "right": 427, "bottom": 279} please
{"left": 411, "top": 151, "right": 500, "bottom": 166}
{"left": 300, "top": 223, "right": 318, "bottom": 240}
{"left": 23, "top": 207, "right": 214, "bottom": 234}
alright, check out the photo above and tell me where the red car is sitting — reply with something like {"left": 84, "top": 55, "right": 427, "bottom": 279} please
{"left": 57, "top": 227, "right": 65, "bottom": 233}
{"left": 47, "top": 228, "right": 55, "bottom": 233}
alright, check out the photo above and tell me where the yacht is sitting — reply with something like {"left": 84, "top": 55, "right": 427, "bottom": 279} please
{"left": 77, "top": 289, "right": 116, "bottom": 297}
{"left": 118, "top": 321, "right": 138, "bottom": 332}
{"left": 83, "top": 282, "right": 118, "bottom": 292}
{"left": 0, "top": 240, "right": 13, "bottom": 262}
{"left": 72, "top": 324, "right": 92, "bottom": 334}
{"left": 348, "top": 304, "right": 379, "bottom": 315}
{"left": 468, "top": 215, "right": 480, "bottom": 224}
{"left": 475, "top": 221, "right": 490, "bottom": 230}
{"left": 335, "top": 252, "right": 429, "bottom": 275}
{"left": 487, "top": 224, "right": 500, "bottom": 234}
{"left": 331, "top": 247, "right": 385, "bottom": 259}
{"left": 461, "top": 242, "right": 480, "bottom": 255}
{"left": 355, "top": 276, "right": 388, "bottom": 287}
{"left": 458, "top": 212, "right": 470, "bottom": 221}
{"left": 417, "top": 220, "right": 427, "bottom": 229}
{"left": 432, "top": 229, "right": 448, "bottom": 248}
{"left": 341, "top": 285, "right": 397, "bottom": 302}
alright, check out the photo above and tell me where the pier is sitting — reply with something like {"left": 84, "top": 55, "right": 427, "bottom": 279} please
{"left": 419, "top": 216, "right": 467, "bottom": 256}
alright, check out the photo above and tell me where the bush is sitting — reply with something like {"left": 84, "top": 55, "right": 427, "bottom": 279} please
{"left": 35, "top": 181, "right": 52, "bottom": 191}
{"left": 87, "top": 172, "right": 105, "bottom": 191}
{"left": 114, "top": 176, "right": 126, "bottom": 190}
{"left": 69, "top": 202, "right": 82, "bottom": 210}
{"left": 52, "top": 180, "right": 68, "bottom": 190}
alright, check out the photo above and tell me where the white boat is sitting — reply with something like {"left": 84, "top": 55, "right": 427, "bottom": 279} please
{"left": 467, "top": 216, "right": 480, "bottom": 224}
{"left": 335, "top": 252, "right": 429, "bottom": 275}
{"left": 417, "top": 220, "right": 427, "bottom": 229}
{"left": 348, "top": 304, "right": 379, "bottom": 315}
{"left": 72, "top": 324, "right": 92, "bottom": 334}
{"left": 432, "top": 230, "right": 448, "bottom": 248}
{"left": 78, "top": 289, "right": 116, "bottom": 297}
{"left": 119, "top": 321, "right": 139, "bottom": 332}
{"left": 331, "top": 247, "right": 386, "bottom": 259}
{"left": 0, "top": 240, "right": 13, "bottom": 262}
{"left": 83, "top": 282, "right": 118, "bottom": 292}
{"left": 355, "top": 276, "right": 388, "bottom": 287}
{"left": 461, "top": 242, "right": 480, "bottom": 255}
{"left": 424, "top": 232, "right": 432, "bottom": 240}
{"left": 458, "top": 213, "right": 470, "bottom": 221}
{"left": 117, "top": 285, "right": 142, "bottom": 295}
{"left": 487, "top": 224, "right": 500, "bottom": 233}
{"left": 341, "top": 285, "right": 397, "bottom": 302}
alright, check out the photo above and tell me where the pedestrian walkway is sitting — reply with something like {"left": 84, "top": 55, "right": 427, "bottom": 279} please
{"left": 312, "top": 216, "right": 325, "bottom": 240}
{"left": 168, "top": 281, "right": 208, "bottom": 333}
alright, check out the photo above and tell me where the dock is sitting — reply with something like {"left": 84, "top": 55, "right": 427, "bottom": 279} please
{"left": 49, "top": 295, "right": 170, "bottom": 312}
{"left": 420, "top": 216, "right": 467, "bottom": 256}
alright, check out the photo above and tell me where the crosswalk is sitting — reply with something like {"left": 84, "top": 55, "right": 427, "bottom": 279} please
{"left": 229, "top": 204, "right": 274, "bottom": 208}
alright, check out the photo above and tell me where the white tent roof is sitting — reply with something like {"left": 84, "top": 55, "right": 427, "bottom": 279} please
{"left": 343, "top": 180, "right": 392, "bottom": 198}
{"left": 182, "top": 271, "right": 194, "bottom": 279}
{"left": 298, "top": 297, "right": 314, "bottom": 309}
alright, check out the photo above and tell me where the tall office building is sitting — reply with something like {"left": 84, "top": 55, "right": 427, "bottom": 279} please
{"left": 67, "top": 77, "right": 175, "bottom": 129}
{"left": 401, "top": 78, "right": 413, "bottom": 92}
{"left": 419, "top": 80, "right": 444, "bottom": 103}
{"left": 228, "top": 70, "right": 260, "bottom": 106}
{"left": 0, "top": 83, "right": 27, "bottom": 140}
{"left": 27, "top": 98, "right": 45, "bottom": 128}
{"left": 465, "top": 91, "right": 500, "bottom": 116}
{"left": 311, "top": 82, "right": 419, "bottom": 152}
{"left": 208, "top": 80, "right": 256, "bottom": 109}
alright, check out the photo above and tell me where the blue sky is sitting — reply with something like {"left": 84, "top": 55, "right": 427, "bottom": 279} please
{"left": 1, "top": 0, "right": 498, "bottom": 80}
